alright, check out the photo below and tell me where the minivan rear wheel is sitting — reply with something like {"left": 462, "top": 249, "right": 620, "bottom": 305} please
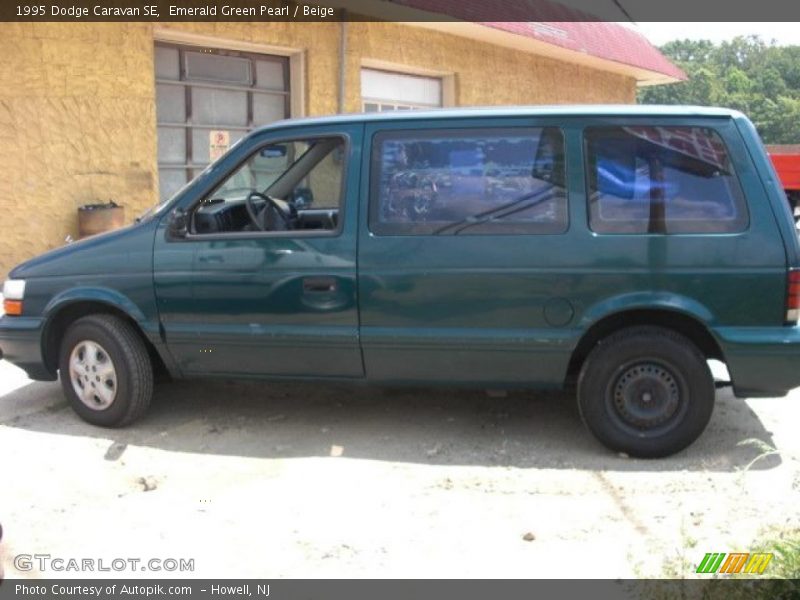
{"left": 58, "top": 314, "right": 153, "bottom": 427}
{"left": 577, "top": 326, "right": 714, "bottom": 458}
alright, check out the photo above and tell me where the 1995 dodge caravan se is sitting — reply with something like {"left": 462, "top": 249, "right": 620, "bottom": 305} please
{"left": 2, "top": 106, "right": 800, "bottom": 458}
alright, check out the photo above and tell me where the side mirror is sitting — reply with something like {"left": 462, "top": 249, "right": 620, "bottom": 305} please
{"left": 291, "top": 187, "right": 314, "bottom": 208}
{"left": 168, "top": 208, "right": 188, "bottom": 239}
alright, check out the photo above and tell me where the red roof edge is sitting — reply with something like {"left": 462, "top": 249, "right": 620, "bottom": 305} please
{"left": 387, "top": 0, "right": 687, "bottom": 83}
{"left": 482, "top": 21, "right": 687, "bottom": 82}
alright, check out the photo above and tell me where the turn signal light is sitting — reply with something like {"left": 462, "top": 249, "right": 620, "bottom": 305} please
{"left": 3, "top": 299, "right": 22, "bottom": 316}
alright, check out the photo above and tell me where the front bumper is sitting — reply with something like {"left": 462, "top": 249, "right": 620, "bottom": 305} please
{"left": 0, "top": 315, "right": 54, "bottom": 381}
{"left": 716, "top": 325, "right": 800, "bottom": 397}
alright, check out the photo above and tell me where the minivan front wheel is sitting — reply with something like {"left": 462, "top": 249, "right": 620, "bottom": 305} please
{"left": 58, "top": 314, "right": 153, "bottom": 427}
{"left": 577, "top": 326, "right": 715, "bottom": 458}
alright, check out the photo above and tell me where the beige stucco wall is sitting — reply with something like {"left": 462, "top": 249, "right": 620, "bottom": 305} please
{"left": 344, "top": 22, "right": 637, "bottom": 109}
{"left": 0, "top": 21, "right": 636, "bottom": 278}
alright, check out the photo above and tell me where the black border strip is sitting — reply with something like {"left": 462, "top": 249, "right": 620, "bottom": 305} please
{"left": 1, "top": 578, "right": 799, "bottom": 600}
{"left": 5, "top": 0, "right": 800, "bottom": 23}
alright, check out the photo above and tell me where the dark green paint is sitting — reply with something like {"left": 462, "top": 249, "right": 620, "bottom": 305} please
{"left": 2, "top": 106, "right": 800, "bottom": 397}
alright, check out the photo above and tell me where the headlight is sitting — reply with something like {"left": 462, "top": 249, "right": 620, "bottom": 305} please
{"left": 2, "top": 279, "right": 25, "bottom": 316}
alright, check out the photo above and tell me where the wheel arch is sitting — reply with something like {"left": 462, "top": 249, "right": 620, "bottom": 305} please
{"left": 566, "top": 307, "right": 725, "bottom": 384}
{"left": 41, "top": 291, "right": 171, "bottom": 379}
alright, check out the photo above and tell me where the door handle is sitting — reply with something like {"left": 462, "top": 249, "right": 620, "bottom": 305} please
{"left": 303, "top": 277, "right": 338, "bottom": 293}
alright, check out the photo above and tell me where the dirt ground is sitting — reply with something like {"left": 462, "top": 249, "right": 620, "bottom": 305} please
{"left": 1, "top": 358, "right": 798, "bottom": 579}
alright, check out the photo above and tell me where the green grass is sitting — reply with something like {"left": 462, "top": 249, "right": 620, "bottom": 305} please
{"left": 630, "top": 530, "right": 800, "bottom": 600}
{"left": 707, "top": 531, "right": 800, "bottom": 600}
{"left": 736, "top": 438, "right": 782, "bottom": 472}
{"left": 737, "top": 531, "right": 800, "bottom": 580}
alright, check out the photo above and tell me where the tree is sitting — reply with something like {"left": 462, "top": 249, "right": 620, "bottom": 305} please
{"left": 638, "top": 35, "right": 800, "bottom": 144}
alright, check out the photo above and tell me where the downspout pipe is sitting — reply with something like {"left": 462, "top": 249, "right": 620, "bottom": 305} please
{"left": 338, "top": 14, "right": 347, "bottom": 113}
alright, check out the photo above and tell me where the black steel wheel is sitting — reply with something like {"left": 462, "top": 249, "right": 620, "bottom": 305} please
{"left": 577, "top": 326, "right": 715, "bottom": 458}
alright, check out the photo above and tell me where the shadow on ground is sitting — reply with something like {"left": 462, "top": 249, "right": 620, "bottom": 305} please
{"left": 0, "top": 372, "right": 782, "bottom": 472}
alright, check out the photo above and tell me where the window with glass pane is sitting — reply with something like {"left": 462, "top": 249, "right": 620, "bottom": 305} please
{"left": 585, "top": 126, "right": 749, "bottom": 234}
{"left": 369, "top": 128, "right": 567, "bottom": 235}
{"left": 192, "top": 138, "right": 345, "bottom": 235}
{"left": 213, "top": 140, "right": 342, "bottom": 208}
{"left": 154, "top": 43, "right": 290, "bottom": 202}
{"left": 212, "top": 143, "right": 305, "bottom": 204}
{"left": 360, "top": 69, "right": 442, "bottom": 112}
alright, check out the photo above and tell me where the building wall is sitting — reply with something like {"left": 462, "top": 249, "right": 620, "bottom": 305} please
{"left": 343, "top": 22, "right": 637, "bottom": 109}
{"left": 0, "top": 22, "right": 636, "bottom": 278}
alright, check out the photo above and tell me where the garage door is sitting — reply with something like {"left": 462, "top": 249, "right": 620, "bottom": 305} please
{"left": 361, "top": 68, "right": 442, "bottom": 112}
{"left": 154, "top": 43, "right": 290, "bottom": 201}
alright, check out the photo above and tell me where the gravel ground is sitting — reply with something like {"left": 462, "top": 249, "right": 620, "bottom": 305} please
{"left": 1, "top": 358, "right": 798, "bottom": 579}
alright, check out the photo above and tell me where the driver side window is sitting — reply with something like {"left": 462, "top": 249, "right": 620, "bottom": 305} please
{"left": 192, "top": 136, "right": 345, "bottom": 235}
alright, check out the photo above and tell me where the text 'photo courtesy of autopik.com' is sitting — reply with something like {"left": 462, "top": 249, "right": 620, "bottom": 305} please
{"left": 1, "top": 0, "right": 800, "bottom": 598}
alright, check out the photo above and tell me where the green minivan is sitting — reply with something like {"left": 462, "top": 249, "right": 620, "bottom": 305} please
{"left": 2, "top": 106, "right": 800, "bottom": 457}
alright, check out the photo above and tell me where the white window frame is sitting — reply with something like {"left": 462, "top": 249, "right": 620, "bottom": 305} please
{"left": 360, "top": 59, "right": 456, "bottom": 112}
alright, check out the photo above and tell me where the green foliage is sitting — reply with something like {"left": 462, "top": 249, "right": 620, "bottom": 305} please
{"left": 745, "top": 531, "right": 800, "bottom": 581}
{"left": 638, "top": 35, "right": 800, "bottom": 144}
{"left": 632, "top": 530, "right": 800, "bottom": 599}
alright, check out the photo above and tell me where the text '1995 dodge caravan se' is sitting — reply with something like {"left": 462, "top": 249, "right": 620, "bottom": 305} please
{"left": 2, "top": 106, "right": 800, "bottom": 458}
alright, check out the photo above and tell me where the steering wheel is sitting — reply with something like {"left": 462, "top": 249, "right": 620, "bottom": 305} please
{"left": 245, "top": 191, "right": 294, "bottom": 231}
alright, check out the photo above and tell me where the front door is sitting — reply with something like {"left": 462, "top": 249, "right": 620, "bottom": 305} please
{"left": 153, "top": 123, "right": 364, "bottom": 378}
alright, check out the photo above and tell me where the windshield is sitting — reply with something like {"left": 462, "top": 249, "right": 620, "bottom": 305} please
{"left": 137, "top": 179, "right": 193, "bottom": 222}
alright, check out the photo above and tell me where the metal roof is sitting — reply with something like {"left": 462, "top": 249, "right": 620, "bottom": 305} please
{"left": 341, "top": 1, "right": 688, "bottom": 85}
{"left": 481, "top": 21, "right": 687, "bottom": 84}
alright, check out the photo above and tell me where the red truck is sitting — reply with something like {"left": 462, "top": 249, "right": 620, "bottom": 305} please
{"left": 767, "top": 145, "right": 800, "bottom": 223}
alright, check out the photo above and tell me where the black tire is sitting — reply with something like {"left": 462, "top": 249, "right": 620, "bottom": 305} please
{"left": 58, "top": 314, "right": 153, "bottom": 427}
{"left": 577, "top": 326, "right": 714, "bottom": 458}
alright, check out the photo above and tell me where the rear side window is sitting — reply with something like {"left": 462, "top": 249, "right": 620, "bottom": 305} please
{"left": 370, "top": 127, "right": 567, "bottom": 235}
{"left": 585, "top": 126, "right": 748, "bottom": 234}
